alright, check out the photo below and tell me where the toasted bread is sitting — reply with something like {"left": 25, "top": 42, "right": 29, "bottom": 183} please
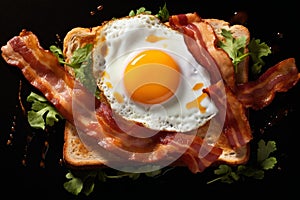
{"left": 62, "top": 14, "right": 251, "bottom": 171}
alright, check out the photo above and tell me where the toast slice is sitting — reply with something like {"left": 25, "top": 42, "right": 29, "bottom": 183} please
{"left": 62, "top": 14, "right": 251, "bottom": 170}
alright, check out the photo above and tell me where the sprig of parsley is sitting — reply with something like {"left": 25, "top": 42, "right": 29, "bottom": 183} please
{"left": 248, "top": 38, "right": 272, "bottom": 74}
{"left": 218, "top": 29, "right": 271, "bottom": 75}
{"left": 128, "top": 3, "right": 169, "bottom": 22}
{"left": 50, "top": 45, "right": 66, "bottom": 65}
{"left": 26, "top": 92, "right": 64, "bottom": 130}
{"left": 207, "top": 139, "right": 277, "bottom": 184}
{"left": 50, "top": 44, "right": 100, "bottom": 99}
{"left": 155, "top": 3, "right": 169, "bottom": 22}
{"left": 218, "top": 29, "right": 249, "bottom": 73}
{"left": 129, "top": 7, "right": 152, "bottom": 16}
{"left": 64, "top": 166, "right": 165, "bottom": 196}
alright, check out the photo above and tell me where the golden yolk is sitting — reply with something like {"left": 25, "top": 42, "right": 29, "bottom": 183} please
{"left": 123, "top": 49, "right": 181, "bottom": 104}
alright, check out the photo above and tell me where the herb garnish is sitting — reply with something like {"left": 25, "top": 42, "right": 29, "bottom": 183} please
{"left": 128, "top": 3, "right": 169, "bottom": 22}
{"left": 26, "top": 92, "right": 64, "bottom": 130}
{"left": 248, "top": 38, "right": 272, "bottom": 74}
{"left": 218, "top": 29, "right": 249, "bottom": 73}
{"left": 64, "top": 166, "right": 167, "bottom": 196}
{"left": 129, "top": 7, "right": 152, "bottom": 17}
{"left": 50, "top": 44, "right": 100, "bottom": 99}
{"left": 218, "top": 29, "right": 271, "bottom": 75}
{"left": 207, "top": 139, "right": 277, "bottom": 184}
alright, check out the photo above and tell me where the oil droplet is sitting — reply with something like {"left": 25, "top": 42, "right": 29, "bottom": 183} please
{"left": 276, "top": 32, "right": 284, "bottom": 39}
{"left": 59, "top": 158, "right": 63, "bottom": 166}
{"left": 40, "top": 161, "right": 45, "bottom": 168}
{"left": 90, "top": 10, "right": 96, "bottom": 16}
{"left": 7, "top": 115, "right": 17, "bottom": 146}
{"left": 22, "top": 159, "right": 26, "bottom": 166}
{"left": 6, "top": 139, "right": 12, "bottom": 145}
{"left": 230, "top": 10, "right": 248, "bottom": 25}
{"left": 97, "top": 5, "right": 104, "bottom": 11}
{"left": 90, "top": 5, "right": 104, "bottom": 16}
{"left": 55, "top": 34, "right": 62, "bottom": 44}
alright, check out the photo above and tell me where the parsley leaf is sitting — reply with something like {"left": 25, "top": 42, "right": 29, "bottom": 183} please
{"left": 26, "top": 92, "right": 64, "bottom": 130}
{"left": 257, "top": 139, "right": 277, "bottom": 169}
{"left": 211, "top": 164, "right": 239, "bottom": 184}
{"left": 64, "top": 166, "right": 167, "bottom": 196}
{"left": 218, "top": 29, "right": 271, "bottom": 75}
{"left": 69, "top": 43, "right": 93, "bottom": 68}
{"left": 129, "top": 7, "right": 152, "bottom": 16}
{"left": 155, "top": 3, "right": 169, "bottom": 22}
{"left": 248, "top": 38, "right": 272, "bottom": 75}
{"left": 49, "top": 45, "right": 67, "bottom": 65}
{"left": 69, "top": 44, "right": 100, "bottom": 98}
{"left": 207, "top": 139, "right": 277, "bottom": 184}
{"left": 218, "top": 29, "right": 249, "bottom": 73}
{"left": 50, "top": 44, "right": 100, "bottom": 99}
{"left": 128, "top": 3, "right": 169, "bottom": 22}
{"left": 64, "top": 172, "right": 84, "bottom": 196}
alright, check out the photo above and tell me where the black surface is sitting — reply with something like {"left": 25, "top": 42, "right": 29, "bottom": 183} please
{"left": 0, "top": 0, "right": 298, "bottom": 199}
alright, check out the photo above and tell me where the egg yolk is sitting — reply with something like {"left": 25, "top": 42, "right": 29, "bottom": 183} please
{"left": 124, "top": 49, "right": 181, "bottom": 105}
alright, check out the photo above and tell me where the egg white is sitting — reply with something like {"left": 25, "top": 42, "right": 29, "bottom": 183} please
{"left": 92, "top": 14, "right": 218, "bottom": 133}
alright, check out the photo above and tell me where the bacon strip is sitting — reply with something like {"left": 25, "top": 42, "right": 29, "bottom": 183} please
{"left": 170, "top": 13, "right": 252, "bottom": 148}
{"left": 178, "top": 138, "right": 222, "bottom": 173}
{"left": 236, "top": 58, "right": 300, "bottom": 110}
{"left": 1, "top": 30, "right": 222, "bottom": 173}
{"left": 204, "top": 81, "right": 252, "bottom": 148}
{"left": 1, "top": 31, "right": 75, "bottom": 123}
{"left": 169, "top": 13, "right": 236, "bottom": 91}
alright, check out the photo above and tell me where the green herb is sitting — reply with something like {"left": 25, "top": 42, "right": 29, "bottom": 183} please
{"left": 50, "top": 44, "right": 100, "bottom": 99}
{"left": 64, "top": 170, "right": 97, "bottom": 196}
{"left": 64, "top": 166, "right": 165, "bottom": 196}
{"left": 129, "top": 7, "right": 152, "bottom": 16}
{"left": 69, "top": 44, "right": 93, "bottom": 68}
{"left": 155, "top": 3, "right": 170, "bottom": 22}
{"left": 207, "top": 139, "right": 277, "bottom": 184}
{"left": 248, "top": 38, "right": 272, "bottom": 75}
{"left": 218, "top": 29, "right": 249, "bottom": 73}
{"left": 49, "top": 45, "right": 67, "bottom": 65}
{"left": 128, "top": 3, "right": 169, "bottom": 22}
{"left": 218, "top": 29, "right": 271, "bottom": 75}
{"left": 26, "top": 92, "right": 64, "bottom": 130}
{"left": 69, "top": 44, "right": 100, "bottom": 98}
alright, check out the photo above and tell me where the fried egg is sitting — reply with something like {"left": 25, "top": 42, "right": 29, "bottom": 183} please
{"left": 92, "top": 14, "right": 218, "bottom": 133}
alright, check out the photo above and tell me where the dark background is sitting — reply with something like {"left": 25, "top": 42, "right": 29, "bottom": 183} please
{"left": 0, "top": 0, "right": 298, "bottom": 199}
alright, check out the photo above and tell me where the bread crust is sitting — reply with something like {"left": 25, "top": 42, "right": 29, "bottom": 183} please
{"left": 63, "top": 121, "right": 105, "bottom": 169}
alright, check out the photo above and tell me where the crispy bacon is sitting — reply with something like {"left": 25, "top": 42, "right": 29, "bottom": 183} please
{"left": 1, "top": 31, "right": 75, "bottom": 123}
{"left": 170, "top": 13, "right": 252, "bottom": 148}
{"left": 204, "top": 81, "right": 252, "bottom": 148}
{"left": 236, "top": 58, "right": 300, "bottom": 110}
{"left": 169, "top": 12, "right": 299, "bottom": 148}
{"left": 169, "top": 13, "right": 236, "bottom": 91}
{"left": 1, "top": 30, "right": 222, "bottom": 173}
